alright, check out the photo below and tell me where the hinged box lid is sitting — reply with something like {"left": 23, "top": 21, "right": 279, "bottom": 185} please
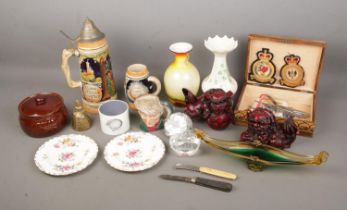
{"left": 245, "top": 34, "right": 326, "bottom": 93}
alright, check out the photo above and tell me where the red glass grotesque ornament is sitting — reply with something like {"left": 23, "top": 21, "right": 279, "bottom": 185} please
{"left": 240, "top": 107, "right": 297, "bottom": 149}
{"left": 182, "top": 88, "right": 234, "bottom": 130}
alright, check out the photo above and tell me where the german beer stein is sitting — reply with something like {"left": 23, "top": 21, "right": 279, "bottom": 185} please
{"left": 61, "top": 18, "right": 117, "bottom": 113}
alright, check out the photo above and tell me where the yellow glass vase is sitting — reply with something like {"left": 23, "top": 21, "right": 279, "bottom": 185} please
{"left": 164, "top": 42, "right": 200, "bottom": 106}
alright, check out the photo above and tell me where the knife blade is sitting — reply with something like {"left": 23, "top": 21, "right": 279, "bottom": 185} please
{"left": 175, "top": 163, "right": 237, "bottom": 180}
{"left": 159, "top": 175, "right": 232, "bottom": 192}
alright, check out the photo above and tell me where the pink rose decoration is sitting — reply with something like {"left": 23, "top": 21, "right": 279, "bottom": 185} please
{"left": 127, "top": 149, "right": 140, "bottom": 158}
{"left": 61, "top": 152, "right": 74, "bottom": 161}
{"left": 129, "top": 162, "right": 141, "bottom": 167}
{"left": 63, "top": 166, "right": 71, "bottom": 171}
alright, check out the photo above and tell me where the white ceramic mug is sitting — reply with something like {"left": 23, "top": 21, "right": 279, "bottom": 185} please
{"left": 98, "top": 100, "right": 130, "bottom": 135}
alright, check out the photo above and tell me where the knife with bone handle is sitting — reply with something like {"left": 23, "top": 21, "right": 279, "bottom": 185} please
{"left": 159, "top": 174, "right": 232, "bottom": 192}
{"left": 175, "top": 163, "right": 237, "bottom": 180}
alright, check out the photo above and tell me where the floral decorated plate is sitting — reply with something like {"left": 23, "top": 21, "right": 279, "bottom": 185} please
{"left": 104, "top": 132, "right": 165, "bottom": 172}
{"left": 34, "top": 134, "right": 98, "bottom": 176}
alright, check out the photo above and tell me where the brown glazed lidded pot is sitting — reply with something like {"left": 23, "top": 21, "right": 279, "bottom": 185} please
{"left": 18, "top": 92, "right": 68, "bottom": 137}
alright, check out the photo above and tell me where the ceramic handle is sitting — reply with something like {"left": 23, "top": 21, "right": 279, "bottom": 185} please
{"left": 61, "top": 48, "right": 82, "bottom": 88}
{"left": 148, "top": 76, "right": 161, "bottom": 96}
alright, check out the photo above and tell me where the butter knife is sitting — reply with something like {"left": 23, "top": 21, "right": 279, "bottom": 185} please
{"left": 159, "top": 175, "right": 232, "bottom": 192}
{"left": 175, "top": 163, "right": 237, "bottom": 180}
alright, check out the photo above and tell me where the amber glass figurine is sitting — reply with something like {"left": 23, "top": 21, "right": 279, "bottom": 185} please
{"left": 194, "top": 128, "right": 328, "bottom": 172}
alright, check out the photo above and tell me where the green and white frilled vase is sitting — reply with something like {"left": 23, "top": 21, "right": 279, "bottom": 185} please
{"left": 202, "top": 35, "right": 238, "bottom": 94}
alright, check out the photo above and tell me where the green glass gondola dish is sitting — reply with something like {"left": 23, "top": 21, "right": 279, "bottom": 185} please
{"left": 194, "top": 128, "right": 328, "bottom": 171}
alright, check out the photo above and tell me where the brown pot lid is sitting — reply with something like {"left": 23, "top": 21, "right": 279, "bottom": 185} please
{"left": 18, "top": 92, "right": 65, "bottom": 117}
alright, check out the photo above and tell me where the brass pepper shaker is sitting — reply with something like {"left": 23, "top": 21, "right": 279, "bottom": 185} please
{"left": 72, "top": 100, "right": 92, "bottom": 131}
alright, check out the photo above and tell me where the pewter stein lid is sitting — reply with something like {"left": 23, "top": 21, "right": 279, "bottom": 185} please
{"left": 79, "top": 18, "right": 105, "bottom": 43}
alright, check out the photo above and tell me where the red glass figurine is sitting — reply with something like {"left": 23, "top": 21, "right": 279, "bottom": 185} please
{"left": 182, "top": 88, "right": 234, "bottom": 130}
{"left": 240, "top": 107, "right": 297, "bottom": 149}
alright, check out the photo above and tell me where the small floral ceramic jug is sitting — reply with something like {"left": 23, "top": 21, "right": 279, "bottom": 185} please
{"left": 61, "top": 18, "right": 117, "bottom": 113}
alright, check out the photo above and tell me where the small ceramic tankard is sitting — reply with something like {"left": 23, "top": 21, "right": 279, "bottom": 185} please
{"left": 61, "top": 18, "right": 117, "bottom": 113}
{"left": 124, "top": 64, "right": 161, "bottom": 110}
